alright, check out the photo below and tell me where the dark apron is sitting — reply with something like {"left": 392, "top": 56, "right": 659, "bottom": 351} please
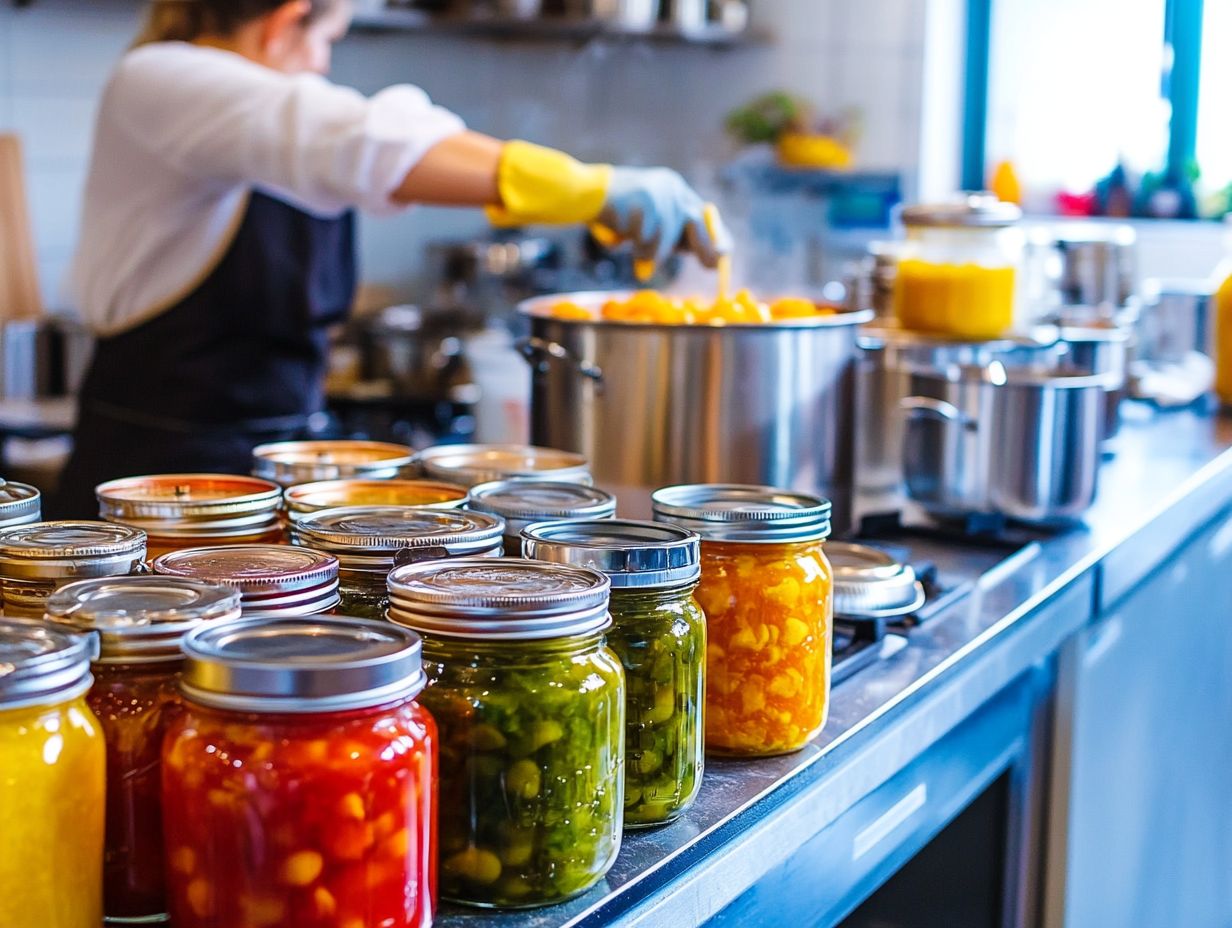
{"left": 49, "top": 192, "right": 356, "bottom": 519}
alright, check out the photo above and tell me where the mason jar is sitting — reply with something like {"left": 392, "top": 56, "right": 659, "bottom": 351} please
{"left": 653, "top": 484, "right": 833, "bottom": 757}
{"left": 0, "top": 521, "right": 147, "bottom": 618}
{"left": 163, "top": 616, "right": 436, "bottom": 928}
{"left": 284, "top": 478, "right": 469, "bottom": 526}
{"left": 252, "top": 439, "right": 416, "bottom": 488}
{"left": 387, "top": 558, "right": 624, "bottom": 908}
{"left": 96, "top": 474, "right": 283, "bottom": 560}
{"left": 469, "top": 480, "right": 616, "bottom": 555}
{"left": 522, "top": 519, "right": 705, "bottom": 828}
{"left": 47, "top": 577, "right": 242, "bottom": 925}
{"left": 291, "top": 506, "right": 504, "bottom": 620}
{"left": 415, "top": 443, "right": 592, "bottom": 488}
{"left": 0, "top": 619, "right": 105, "bottom": 928}
{"left": 151, "top": 545, "right": 340, "bottom": 618}
{"left": 895, "top": 194, "right": 1024, "bottom": 339}
{"left": 0, "top": 478, "right": 41, "bottom": 528}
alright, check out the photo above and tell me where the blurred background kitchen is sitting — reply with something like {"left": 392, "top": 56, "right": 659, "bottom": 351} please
{"left": 0, "top": 0, "right": 1228, "bottom": 489}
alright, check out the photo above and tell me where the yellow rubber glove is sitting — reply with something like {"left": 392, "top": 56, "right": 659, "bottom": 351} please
{"left": 485, "top": 140, "right": 612, "bottom": 226}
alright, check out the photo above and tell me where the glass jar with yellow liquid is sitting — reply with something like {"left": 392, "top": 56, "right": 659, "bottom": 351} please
{"left": 895, "top": 194, "right": 1024, "bottom": 339}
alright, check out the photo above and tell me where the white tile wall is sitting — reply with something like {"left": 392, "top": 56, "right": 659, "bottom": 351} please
{"left": 0, "top": 0, "right": 931, "bottom": 302}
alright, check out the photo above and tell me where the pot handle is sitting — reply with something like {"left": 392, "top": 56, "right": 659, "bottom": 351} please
{"left": 899, "top": 396, "right": 972, "bottom": 427}
{"left": 516, "top": 337, "right": 603, "bottom": 383}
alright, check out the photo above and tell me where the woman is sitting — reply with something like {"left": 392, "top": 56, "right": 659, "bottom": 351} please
{"left": 51, "top": 0, "right": 728, "bottom": 517}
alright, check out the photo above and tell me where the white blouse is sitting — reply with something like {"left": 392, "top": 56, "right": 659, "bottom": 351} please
{"left": 69, "top": 42, "right": 465, "bottom": 336}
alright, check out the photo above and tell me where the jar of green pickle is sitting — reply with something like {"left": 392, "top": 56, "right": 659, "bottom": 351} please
{"left": 291, "top": 506, "right": 504, "bottom": 619}
{"left": 386, "top": 557, "right": 624, "bottom": 909}
{"left": 522, "top": 520, "right": 705, "bottom": 828}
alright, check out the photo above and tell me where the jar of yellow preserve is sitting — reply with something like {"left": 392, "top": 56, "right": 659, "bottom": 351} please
{"left": 653, "top": 484, "right": 833, "bottom": 757}
{"left": 0, "top": 619, "right": 105, "bottom": 928}
{"left": 895, "top": 194, "right": 1024, "bottom": 339}
{"left": 1212, "top": 224, "right": 1232, "bottom": 407}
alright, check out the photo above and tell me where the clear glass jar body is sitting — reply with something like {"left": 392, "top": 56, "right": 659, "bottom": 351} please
{"left": 605, "top": 586, "right": 706, "bottom": 828}
{"left": 895, "top": 225, "right": 1024, "bottom": 339}
{"left": 336, "top": 568, "right": 390, "bottom": 620}
{"left": 162, "top": 697, "right": 437, "bottom": 928}
{"left": 695, "top": 539, "right": 833, "bottom": 756}
{"left": 420, "top": 634, "right": 625, "bottom": 908}
{"left": 145, "top": 527, "right": 284, "bottom": 562}
{"left": 0, "top": 694, "right": 106, "bottom": 927}
{"left": 89, "top": 660, "right": 183, "bottom": 923}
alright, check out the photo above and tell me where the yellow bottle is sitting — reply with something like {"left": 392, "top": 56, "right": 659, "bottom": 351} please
{"left": 1214, "top": 266, "right": 1232, "bottom": 406}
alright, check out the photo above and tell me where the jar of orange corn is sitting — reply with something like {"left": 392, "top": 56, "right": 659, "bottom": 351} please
{"left": 652, "top": 484, "right": 833, "bottom": 757}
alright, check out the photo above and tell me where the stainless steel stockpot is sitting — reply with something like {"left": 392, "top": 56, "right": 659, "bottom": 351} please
{"left": 519, "top": 292, "right": 872, "bottom": 531}
{"left": 900, "top": 361, "right": 1113, "bottom": 525}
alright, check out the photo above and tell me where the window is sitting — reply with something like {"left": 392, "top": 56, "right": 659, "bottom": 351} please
{"left": 1196, "top": 1, "right": 1232, "bottom": 192}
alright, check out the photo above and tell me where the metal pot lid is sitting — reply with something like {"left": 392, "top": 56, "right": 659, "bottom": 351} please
{"left": 416, "top": 443, "right": 591, "bottom": 487}
{"left": 293, "top": 506, "right": 504, "bottom": 554}
{"left": 651, "top": 484, "right": 832, "bottom": 544}
{"left": 469, "top": 480, "right": 616, "bottom": 522}
{"left": 0, "top": 618, "right": 99, "bottom": 709}
{"left": 0, "top": 479, "right": 41, "bottom": 527}
{"left": 285, "top": 479, "right": 469, "bottom": 515}
{"left": 521, "top": 519, "right": 700, "bottom": 589}
{"left": 181, "top": 616, "right": 426, "bottom": 714}
{"left": 97, "top": 474, "right": 282, "bottom": 519}
{"left": 46, "top": 577, "right": 242, "bottom": 663}
{"left": 152, "top": 545, "right": 339, "bottom": 595}
{"left": 827, "top": 543, "right": 926, "bottom": 619}
{"left": 900, "top": 192, "right": 1022, "bottom": 228}
{"left": 0, "top": 521, "right": 147, "bottom": 560}
{"left": 387, "top": 558, "right": 611, "bottom": 641}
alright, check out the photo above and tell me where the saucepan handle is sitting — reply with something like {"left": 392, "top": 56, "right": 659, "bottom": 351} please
{"left": 899, "top": 396, "right": 971, "bottom": 427}
{"left": 515, "top": 337, "right": 603, "bottom": 383}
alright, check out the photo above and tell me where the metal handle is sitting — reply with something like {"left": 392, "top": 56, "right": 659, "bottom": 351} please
{"left": 899, "top": 396, "right": 972, "bottom": 428}
{"left": 515, "top": 337, "right": 603, "bottom": 383}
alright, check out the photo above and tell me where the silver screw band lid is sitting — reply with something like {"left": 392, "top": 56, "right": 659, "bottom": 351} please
{"left": 0, "top": 618, "right": 99, "bottom": 709}
{"left": 0, "top": 479, "right": 41, "bottom": 529}
{"left": 827, "top": 542, "right": 926, "bottom": 619}
{"left": 181, "top": 616, "right": 426, "bottom": 714}
{"left": 521, "top": 519, "right": 700, "bottom": 589}
{"left": 292, "top": 506, "right": 504, "bottom": 555}
{"left": 0, "top": 521, "right": 148, "bottom": 580}
{"left": 651, "top": 484, "right": 832, "bottom": 543}
{"left": 387, "top": 557, "right": 611, "bottom": 641}
{"left": 415, "top": 443, "right": 591, "bottom": 488}
{"left": 46, "top": 576, "right": 242, "bottom": 663}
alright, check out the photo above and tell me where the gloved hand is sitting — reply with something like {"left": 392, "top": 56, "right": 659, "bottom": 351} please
{"left": 485, "top": 141, "right": 731, "bottom": 270}
{"left": 595, "top": 166, "right": 732, "bottom": 270}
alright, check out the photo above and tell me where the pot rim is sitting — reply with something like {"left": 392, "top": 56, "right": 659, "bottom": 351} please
{"left": 519, "top": 291, "right": 874, "bottom": 330}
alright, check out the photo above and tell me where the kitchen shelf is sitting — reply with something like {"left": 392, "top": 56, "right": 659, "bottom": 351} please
{"left": 350, "top": 8, "right": 767, "bottom": 46}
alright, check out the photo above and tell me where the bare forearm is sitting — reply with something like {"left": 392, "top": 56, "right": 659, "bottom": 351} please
{"left": 392, "top": 131, "right": 504, "bottom": 206}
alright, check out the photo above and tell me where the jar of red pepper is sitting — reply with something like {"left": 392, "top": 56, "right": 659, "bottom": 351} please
{"left": 162, "top": 616, "right": 437, "bottom": 928}
{"left": 46, "top": 576, "right": 242, "bottom": 925}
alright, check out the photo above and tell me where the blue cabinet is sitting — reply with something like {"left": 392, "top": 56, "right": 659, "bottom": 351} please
{"left": 1046, "top": 511, "right": 1232, "bottom": 928}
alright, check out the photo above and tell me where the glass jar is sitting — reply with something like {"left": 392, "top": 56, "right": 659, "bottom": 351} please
{"left": 252, "top": 439, "right": 416, "bottom": 487}
{"left": 0, "top": 521, "right": 147, "bottom": 618}
{"left": 522, "top": 519, "right": 705, "bottom": 828}
{"left": 163, "top": 616, "right": 436, "bottom": 928}
{"left": 470, "top": 480, "right": 617, "bottom": 555}
{"left": 653, "top": 484, "right": 833, "bottom": 757}
{"left": 284, "top": 478, "right": 469, "bottom": 527}
{"left": 151, "top": 544, "right": 340, "bottom": 617}
{"left": 0, "top": 619, "right": 105, "bottom": 928}
{"left": 895, "top": 194, "right": 1024, "bottom": 339}
{"left": 291, "top": 506, "right": 504, "bottom": 619}
{"left": 0, "top": 478, "right": 41, "bottom": 528}
{"left": 1213, "top": 230, "right": 1232, "bottom": 406}
{"left": 387, "top": 558, "right": 624, "bottom": 908}
{"left": 96, "top": 474, "right": 283, "bottom": 560}
{"left": 415, "top": 443, "right": 592, "bottom": 488}
{"left": 46, "top": 576, "right": 242, "bottom": 925}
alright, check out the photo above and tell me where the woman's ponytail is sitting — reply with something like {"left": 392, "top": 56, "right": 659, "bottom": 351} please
{"left": 133, "top": 0, "right": 330, "bottom": 46}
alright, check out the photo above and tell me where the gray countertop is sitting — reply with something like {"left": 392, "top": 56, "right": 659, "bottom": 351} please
{"left": 435, "top": 404, "right": 1232, "bottom": 928}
